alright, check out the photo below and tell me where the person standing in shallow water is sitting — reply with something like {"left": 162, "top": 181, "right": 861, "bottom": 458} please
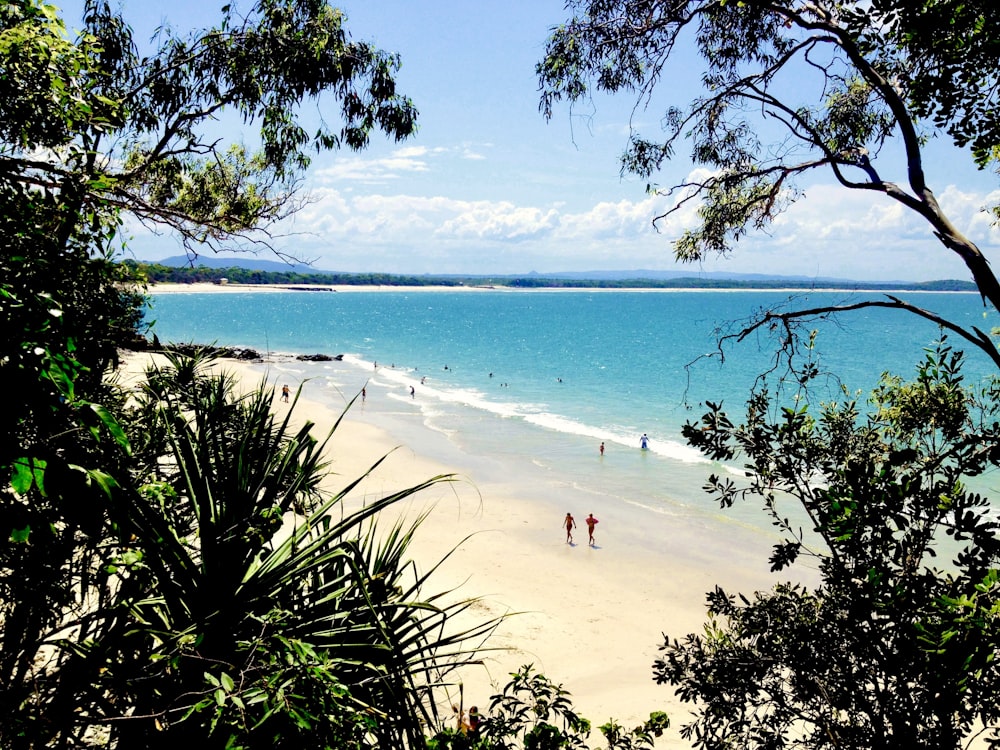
{"left": 564, "top": 513, "right": 576, "bottom": 544}
{"left": 599, "top": 441, "right": 605, "bottom": 456}
{"left": 640, "top": 433, "right": 649, "bottom": 450}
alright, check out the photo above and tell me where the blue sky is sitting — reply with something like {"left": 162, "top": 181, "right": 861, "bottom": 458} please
{"left": 70, "top": 1, "right": 1000, "bottom": 281}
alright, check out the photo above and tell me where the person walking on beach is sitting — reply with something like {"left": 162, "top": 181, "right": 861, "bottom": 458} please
{"left": 564, "top": 512, "right": 576, "bottom": 544}
{"left": 361, "top": 386, "right": 366, "bottom": 402}
{"left": 640, "top": 433, "right": 649, "bottom": 450}
{"left": 281, "top": 384, "right": 290, "bottom": 403}
{"left": 410, "top": 385, "right": 415, "bottom": 398}
{"left": 585, "top": 513, "right": 599, "bottom": 546}
{"left": 599, "top": 441, "right": 605, "bottom": 456}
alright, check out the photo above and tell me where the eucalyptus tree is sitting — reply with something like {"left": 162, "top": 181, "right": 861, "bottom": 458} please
{"left": 538, "top": 0, "right": 1000, "bottom": 365}
{"left": 1, "top": 0, "right": 424, "bottom": 745}
{"left": 3, "top": 0, "right": 418, "bottom": 452}
{"left": 538, "top": 4, "right": 1000, "bottom": 748}
{"left": 661, "top": 342, "right": 1000, "bottom": 749}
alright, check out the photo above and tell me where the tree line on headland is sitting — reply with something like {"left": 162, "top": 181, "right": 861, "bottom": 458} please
{"left": 129, "top": 260, "right": 978, "bottom": 292}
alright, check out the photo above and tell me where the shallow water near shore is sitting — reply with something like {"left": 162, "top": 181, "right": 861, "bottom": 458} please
{"left": 145, "top": 288, "right": 1000, "bottom": 541}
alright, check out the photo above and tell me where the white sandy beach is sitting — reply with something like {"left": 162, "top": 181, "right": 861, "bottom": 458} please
{"left": 146, "top": 281, "right": 497, "bottom": 294}
{"left": 122, "top": 349, "right": 790, "bottom": 748}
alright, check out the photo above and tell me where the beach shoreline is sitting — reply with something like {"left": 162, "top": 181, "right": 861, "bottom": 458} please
{"left": 121, "top": 350, "right": 791, "bottom": 747}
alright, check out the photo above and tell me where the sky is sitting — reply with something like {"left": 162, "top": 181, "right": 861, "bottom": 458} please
{"left": 68, "top": 1, "right": 1000, "bottom": 281}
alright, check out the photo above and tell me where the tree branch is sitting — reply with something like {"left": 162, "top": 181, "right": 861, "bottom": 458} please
{"left": 735, "top": 295, "right": 1000, "bottom": 371}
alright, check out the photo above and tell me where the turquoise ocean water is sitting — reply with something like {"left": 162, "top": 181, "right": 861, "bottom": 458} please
{"left": 143, "top": 289, "right": 1000, "bottom": 538}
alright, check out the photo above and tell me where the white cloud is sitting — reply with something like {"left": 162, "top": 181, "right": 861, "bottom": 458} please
{"left": 313, "top": 144, "right": 488, "bottom": 183}
{"left": 289, "top": 187, "right": 669, "bottom": 249}
{"left": 393, "top": 145, "right": 432, "bottom": 158}
{"left": 714, "top": 180, "right": 1000, "bottom": 280}
{"left": 462, "top": 147, "right": 487, "bottom": 160}
{"left": 939, "top": 185, "right": 1000, "bottom": 245}
{"left": 315, "top": 152, "right": 431, "bottom": 183}
{"left": 555, "top": 198, "right": 658, "bottom": 241}
{"left": 437, "top": 202, "right": 559, "bottom": 241}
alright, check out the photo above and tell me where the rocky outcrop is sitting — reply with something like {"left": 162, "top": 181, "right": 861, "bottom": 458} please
{"left": 163, "top": 342, "right": 262, "bottom": 360}
{"left": 295, "top": 353, "right": 344, "bottom": 362}
{"left": 123, "top": 336, "right": 345, "bottom": 363}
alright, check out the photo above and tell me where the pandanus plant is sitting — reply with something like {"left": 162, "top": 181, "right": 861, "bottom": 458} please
{"left": 88, "top": 349, "right": 499, "bottom": 749}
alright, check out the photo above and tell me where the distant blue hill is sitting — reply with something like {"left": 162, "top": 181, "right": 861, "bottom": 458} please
{"left": 153, "top": 255, "right": 910, "bottom": 286}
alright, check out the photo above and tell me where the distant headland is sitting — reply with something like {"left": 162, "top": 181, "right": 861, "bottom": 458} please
{"left": 125, "top": 258, "right": 977, "bottom": 293}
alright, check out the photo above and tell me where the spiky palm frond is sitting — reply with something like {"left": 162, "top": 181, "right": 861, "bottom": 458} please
{"left": 96, "top": 354, "right": 502, "bottom": 749}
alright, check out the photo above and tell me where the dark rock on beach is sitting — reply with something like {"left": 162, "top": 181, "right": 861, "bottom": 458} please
{"left": 158, "top": 342, "right": 261, "bottom": 360}
{"left": 295, "top": 353, "right": 343, "bottom": 362}
{"left": 123, "top": 336, "right": 343, "bottom": 364}
{"left": 224, "top": 347, "right": 262, "bottom": 360}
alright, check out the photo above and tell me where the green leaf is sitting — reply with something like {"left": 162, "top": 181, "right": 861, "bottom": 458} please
{"left": 11, "top": 457, "right": 46, "bottom": 496}
{"left": 78, "top": 467, "right": 119, "bottom": 498}
{"left": 10, "top": 526, "right": 31, "bottom": 543}
{"left": 87, "top": 402, "right": 132, "bottom": 454}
